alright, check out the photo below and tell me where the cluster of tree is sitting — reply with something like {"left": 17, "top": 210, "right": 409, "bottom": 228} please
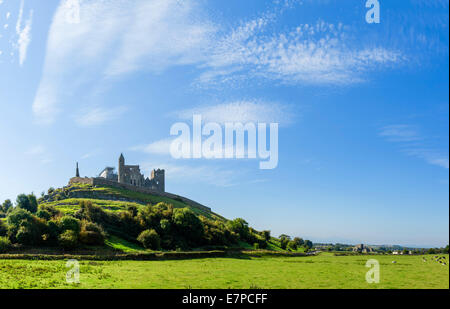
{"left": 278, "top": 234, "right": 313, "bottom": 252}
{"left": 0, "top": 192, "right": 312, "bottom": 252}
{"left": 0, "top": 197, "right": 273, "bottom": 251}
{"left": 424, "top": 246, "right": 449, "bottom": 255}
{"left": 73, "top": 201, "right": 273, "bottom": 250}
{"left": 0, "top": 201, "right": 106, "bottom": 250}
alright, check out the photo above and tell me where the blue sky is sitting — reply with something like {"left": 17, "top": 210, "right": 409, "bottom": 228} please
{"left": 0, "top": 0, "right": 448, "bottom": 247}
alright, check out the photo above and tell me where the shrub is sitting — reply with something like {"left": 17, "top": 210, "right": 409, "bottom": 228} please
{"left": 172, "top": 208, "right": 204, "bottom": 244}
{"left": 280, "top": 238, "right": 289, "bottom": 250}
{"left": 15, "top": 226, "right": 35, "bottom": 245}
{"left": 262, "top": 230, "right": 271, "bottom": 241}
{"left": 59, "top": 216, "right": 81, "bottom": 234}
{"left": 7, "top": 208, "right": 33, "bottom": 228}
{"left": 79, "top": 230, "right": 105, "bottom": 245}
{"left": 36, "top": 209, "right": 51, "bottom": 221}
{"left": 0, "top": 236, "right": 11, "bottom": 253}
{"left": 253, "top": 243, "right": 260, "bottom": 250}
{"left": 160, "top": 219, "right": 171, "bottom": 233}
{"left": 79, "top": 221, "right": 106, "bottom": 245}
{"left": 304, "top": 240, "right": 313, "bottom": 249}
{"left": 226, "top": 218, "right": 249, "bottom": 241}
{"left": 0, "top": 220, "right": 7, "bottom": 237}
{"left": 137, "top": 229, "right": 161, "bottom": 250}
{"left": 58, "top": 230, "right": 79, "bottom": 249}
{"left": 14, "top": 217, "right": 47, "bottom": 246}
{"left": 46, "top": 220, "right": 60, "bottom": 243}
{"left": 40, "top": 205, "right": 61, "bottom": 217}
{"left": 287, "top": 240, "right": 298, "bottom": 251}
{"left": 293, "top": 237, "right": 304, "bottom": 246}
{"left": 279, "top": 234, "right": 291, "bottom": 241}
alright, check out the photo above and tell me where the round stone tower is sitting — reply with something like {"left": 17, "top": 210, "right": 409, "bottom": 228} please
{"left": 118, "top": 153, "right": 125, "bottom": 183}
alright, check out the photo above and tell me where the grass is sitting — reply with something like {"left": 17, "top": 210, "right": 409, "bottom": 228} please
{"left": 105, "top": 236, "right": 146, "bottom": 253}
{"left": 39, "top": 198, "right": 145, "bottom": 214}
{"left": 40, "top": 183, "right": 225, "bottom": 221}
{"left": 0, "top": 254, "right": 447, "bottom": 289}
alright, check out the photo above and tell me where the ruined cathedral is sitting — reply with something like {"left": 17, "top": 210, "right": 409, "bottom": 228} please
{"left": 97, "top": 154, "right": 165, "bottom": 192}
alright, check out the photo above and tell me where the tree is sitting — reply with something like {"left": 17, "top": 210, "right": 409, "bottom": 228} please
{"left": 79, "top": 221, "right": 106, "bottom": 245}
{"left": 293, "top": 237, "right": 304, "bottom": 246}
{"left": 58, "top": 230, "right": 79, "bottom": 249}
{"left": 36, "top": 209, "right": 51, "bottom": 221}
{"left": 0, "top": 236, "right": 11, "bottom": 253}
{"left": 279, "top": 234, "right": 291, "bottom": 241}
{"left": 1, "top": 200, "right": 13, "bottom": 213}
{"left": 16, "top": 194, "right": 38, "bottom": 213}
{"left": 172, "top": 208, "right": 204, "bottom": 244}
{"left": 27, "top": 194, "right": 38, "bottom": 213}
{"left": 0, "top": 220, "right": 8, "bottom": 237}
{"left": 7, "top": 208, "right": 34, "bottom": 228}
{"left": 280, "top": 238, "right": 289, "bottom": 250}
{"left": 304, "top": 240, "right": 313, "bottom": 249}
{"left": 287, "top": 240, "right": 298, "bottom": 251}
{"left": 262, "top": 230, "right": 271, "bottom": 242}
{"left": 60, "top": 216, "right": 81, "bottom": 234}
{"left": 226, "top": 218, "right": 250, "bottom": 241}
{"left": 137, "top": 229, "right": 161, "bottom": 250}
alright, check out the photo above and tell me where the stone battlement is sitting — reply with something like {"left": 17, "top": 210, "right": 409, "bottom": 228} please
{"left": 68, "top": 177, "right": 211, "bottom": 212}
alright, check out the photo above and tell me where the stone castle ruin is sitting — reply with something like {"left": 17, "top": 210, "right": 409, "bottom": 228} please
{"left": 69, "top": 154, "right": 211, "bottom": 212}
{"left": 97, "top": 153, "right": 165, "bottom": 192}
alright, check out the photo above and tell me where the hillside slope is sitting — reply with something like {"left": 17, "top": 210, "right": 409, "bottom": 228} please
{"left": 0, "top": 183, "right": 305, "bottom": 255}
{"left": 39, "top": 183, "right": 226, "bottom": 222}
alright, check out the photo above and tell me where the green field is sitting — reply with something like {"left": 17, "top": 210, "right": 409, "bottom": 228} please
{"left": 0, "top": 254, "right": 448, "bottom": 289}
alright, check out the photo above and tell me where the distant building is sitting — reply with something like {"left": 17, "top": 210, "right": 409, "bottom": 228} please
{"left": 353, "top": 244, "right": 373, "bottom": 253}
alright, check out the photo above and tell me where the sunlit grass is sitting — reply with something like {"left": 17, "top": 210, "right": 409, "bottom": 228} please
{"left": 0, "top": 254, "right": 447, "bottom": 289}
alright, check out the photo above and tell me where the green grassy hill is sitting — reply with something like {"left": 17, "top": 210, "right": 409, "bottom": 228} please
{"left": 39, "top": 183, "right": 225, "bottom": 221}
{"left": 0, "top": 183, "right": 310, "bottom": 255}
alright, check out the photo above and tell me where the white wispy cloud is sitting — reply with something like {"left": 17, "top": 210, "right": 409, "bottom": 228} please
{"left": 379, "top": 124, "right": 449, "bottom": 169}
{"left": 379, "top": 125, "right": 422, "bottom": 142}
{"left": 33, "top": 0, "right": 406, "bottom": 124}
{"left": 404, "top": 148, "right": 449, "bottom": 169}
{"left": 131, "top": 139, "right": 174, "bottom": 156}
{"left": 33, "top": 0, "right": 214, "bottom": 124}
{"left": 175, "top": 100, "right": 294, "bottom": 125}
{"left": 198, "top": 19, "right": 403, "bottom": 87}
{"left": 15, "top": 0, "right": 33, "bottom": 66}
{"left": 75, "top": 105, "right": 127, "bottom": 127}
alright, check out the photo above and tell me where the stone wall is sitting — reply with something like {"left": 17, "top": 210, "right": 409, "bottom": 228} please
{"left": 69, "top": 177, "right": 94, "bottom": 186}
{"left": 68, "top": 177, "right": 211, "bottom": 212}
